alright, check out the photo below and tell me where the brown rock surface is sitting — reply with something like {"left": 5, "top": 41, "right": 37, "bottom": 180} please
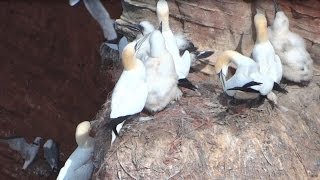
{"left": 92, "top": 1, "right": 320, "bottom": 179}
{"left": 93, "top": 68, "right": 320, "bottom": 179}
{"left": 118, "top": 0, "right": 320, "bottom": 74}
{"left": 0, "top": 1, "right": 121, "bottom": 179}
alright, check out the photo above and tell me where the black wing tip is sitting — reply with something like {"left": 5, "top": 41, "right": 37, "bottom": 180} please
{"left": 273, "top": 82, "right": 288, "bottom": 94}
{"left": 178, "top": 78, "right": 198, "bottom": 91}
{"left": 227, "top": 81, "right": 262, "bottom": 93}
{"left": 109, "top": 114, "right": 139, "bottom": 136}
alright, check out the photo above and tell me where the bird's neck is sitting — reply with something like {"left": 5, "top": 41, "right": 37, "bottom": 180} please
{"left": 256, "top": 26, "right": 268, "bottom": 43}
{"left": 159, "top": 16, "right": 170, "bottom": 31}
{"left": 122, "top": 56, "right": 136, "bottom": 70}
{"left": 77, "top": 135, "right": 94, "bottom": 148}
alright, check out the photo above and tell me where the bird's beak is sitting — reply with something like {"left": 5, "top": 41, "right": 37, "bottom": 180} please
{"left": 158, "top": 22, "right": 163, "bottom": 33}
{"left": 218, "top": 70, "right": 226, "bottom": 88}
{"left": 273, "top": 0, "right": 281, "bottom": 15}
{"left": 119, "top": 23, "right": 144, "bottom": 34}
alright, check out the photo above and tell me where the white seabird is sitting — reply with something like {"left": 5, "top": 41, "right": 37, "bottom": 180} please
{"left": 144, "top": 29, "right": 182, "bottom": 112}
{"left": 43, "top": 139, "right": 59, "bottom": 172}
{"left": 252, "top": 13, "right": 286, "bottom": 93}
{"left": 0, "top": 136, "right": 42, "bottom": 170}
{"left": 69, "top": 0, "right": 128, "bottom": 61}
{"left": 215, "top": 50, "right": 277, "bottom": 103}
{"left": 268, "top": 0, "right": 313, "bottom": 83}
{"left": 109, "top": 41, "right": 148, "bottom": 145}
{"left": 156, "top": 0, "right": 192, "bottom": 82}
{"left": 57, "top": 121, "right": 94, "bottom": 180}
{"left": 127, "top": 20, "right": 214, "bottom": 64}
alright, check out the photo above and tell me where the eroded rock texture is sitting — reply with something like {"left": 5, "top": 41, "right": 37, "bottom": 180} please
{"left": 92, "top": 1, "right": 320, "bottom": 179}
{"left": 118, "top": 0, "right": 319, "bottom": 74}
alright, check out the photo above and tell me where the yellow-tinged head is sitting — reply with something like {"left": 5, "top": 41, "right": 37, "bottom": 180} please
{"left": 254, "top": 13, "right": 268, "bottom": 42}
{"left": 75, "top": 121, "right": 93, "bottom": 148}
{"left": 215, "top": 50, "right": 239, "bottom": 74}
{"left": 156, "top": 0, "right": 169, "bottom": 24}
{"left": 122, "top": 42, "right": 137, "bottom": 71}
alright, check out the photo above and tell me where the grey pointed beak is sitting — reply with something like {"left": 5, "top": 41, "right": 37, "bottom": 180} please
{"left": 158, "top": 22, "right": 163, "bottom": 33}
{"left": 119, "top": 23, "right": 144, "bottom": 34}
{"left": 273, "top": 0, "right": 282, "bottom": 14}
{"left": 218, "top": 71, "right": 226, "bottom": 88}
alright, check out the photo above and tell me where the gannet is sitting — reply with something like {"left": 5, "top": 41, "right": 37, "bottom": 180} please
{"left": 126, "top": 20, "right": 214, "bottom": 64}
{"left": 43, "top": 139, "right": 59, "bottom": 172}
{"left": 109, "top": 42, "right": 148, "bottom": 145}
{"left": 156, "top": 0, "right": 196, "bottom": 90}
{"left": 144, "top": 30, "right": 182, "bottom": 112}
{"left": 268, "top": 0, "right": 313, "bottom": 83}
{"left": 0, "top": 136, "right": 42, "bottom": 169}
{"left": 215, "top": 50, "right": 276, "bottom": 102}
{"left": 57, "top": 121, "right": 94, "bottom": 180}
{"left": 69, "top": 0, "right": 128, "bottom": 61}
{"left": 252, "top": 13, "right": 286, "bottom": 93}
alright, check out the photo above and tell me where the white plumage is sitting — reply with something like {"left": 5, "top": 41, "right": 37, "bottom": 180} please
{"left": 109, "top": 42, "right": 148, "bottom": 144}
{"left": 144, "top": 30, "right": 182, "bottom": 112}
{"left": 268, "top": 9, "right": 313, "bottom": 83}
{"left": 215, "top": 50, "right": 275, "bottom": 100}
{"left": 156, "top": 0, "right": 191, "bottom": 79}
{"left": 110, "top": 43, "right": 148, "bottom": 119}
{"left": 57, "top": 121, "right": 94, "bottom": 180}
{"left": 69, "top": 0, "right": 117, "bottom": 40}
{"left": 252, "top": 13, "right": 282, "bottom": 84}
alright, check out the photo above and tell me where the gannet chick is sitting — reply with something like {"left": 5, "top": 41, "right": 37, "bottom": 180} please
{"left": 109, "top": 42, "right": 148, "bottom": 145}
{"left": 57, "top": 121, "right": 94, "bottom": 180}
{"left": 144, "top": 30, "right": 182, "bottom": 112}
{"left": 43, "top": 139, "right": 59, "bottom": 172}
{"left": 268, "top": 0, "right": 313, "bottom": 83}
{"left": 156, "top": 0, "right": 194, "bottom": 88}
{"left": 215, "top": 50, "right": 275, "bottom": 101}
{"left": 0, "top": 136, "right": 42, "bottom": 170}
{"left": 253, "top": 13, "right": 286, "bottom": 94}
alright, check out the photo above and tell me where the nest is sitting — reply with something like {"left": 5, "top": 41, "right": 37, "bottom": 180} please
{"left": 90, "top": 69, "right": 320, "bottom": 179}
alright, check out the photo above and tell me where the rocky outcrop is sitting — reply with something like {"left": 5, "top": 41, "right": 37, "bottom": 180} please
{"left": 117, "top": 0, "right": 319, "bottom": 74}
{"left": 92, "top": 1, "right": 320, "bottom": 179}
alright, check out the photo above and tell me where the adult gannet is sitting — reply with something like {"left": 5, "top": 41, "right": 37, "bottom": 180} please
{"left": 215, "top": 50, "right": 277, "bottom": 103}
{"left": 44, "top": 139, "right": 59, "bottom": 172}
{"left": 109, "top": 42, "right": 148, "bottom": 145}
{"left": 69, "top": 0, "right": 128, "bottom": 61}
{"left": 156, "top": 0, "right": 196, "bottom": 90}
{"left": 268, "top": 0, "right": 313, "bottom": 83}
{"left": 252, "top": 13, "right": 285, "bottom": 92}
{"left": 144, "top": 30, "right": 182, "bottom": 112}
{"left": 0, "top": 136, "right": 42, "bottom": 170}
{"left": 57, "top": 121, "right": 94, "bottom": 180}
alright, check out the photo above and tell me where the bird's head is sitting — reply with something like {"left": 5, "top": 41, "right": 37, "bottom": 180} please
{"left": 75, "top": 121, "right": 94, "bottom": 148}
{"left": 272, "top": 11, "right": 289, "bottom": 31}
{"left": 122, "top": 42, "right": 138, "bottom": 71}
{"left": 156, "top": 0, "right": 169, "bottom": 23}
{"left": 254, "top": 13, "right": 268, "bottom": 42}
{"left": 215, "top": 51, "right": 233, "bottom": 89}
{"left": 140, "top": 21, "right": 155, "bottom": 35}
{"left": 33, "top": 137, "right": 43, "bottom": 146}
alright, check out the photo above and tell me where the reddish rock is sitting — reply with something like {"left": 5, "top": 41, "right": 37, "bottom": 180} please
{"left": 119, "top": 0, "right": 320, "bottom": 74}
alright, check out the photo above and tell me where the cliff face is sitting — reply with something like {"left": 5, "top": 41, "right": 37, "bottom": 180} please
{"left": 0, "top": 1, "right": 121, "bottom": 179}
{"left": 93, "top": 0, "right": 320, "bottom": 179}
{"left": 118, "top": 0, "right": 319, "bottom": 74}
